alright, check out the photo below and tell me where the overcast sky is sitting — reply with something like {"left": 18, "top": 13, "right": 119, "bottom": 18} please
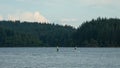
{"left": 0, "top": 0, "right": 120, "bottom": 27}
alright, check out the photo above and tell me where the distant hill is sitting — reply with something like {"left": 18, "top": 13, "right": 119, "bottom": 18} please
{"left": 0, "top": 17, "right": 120, "bottom": 47}
{"left": 0, "top": 20, "right": 75, "bottom": 47}
{"left": 73, "top": 17, "right": 120, "bottom": 47}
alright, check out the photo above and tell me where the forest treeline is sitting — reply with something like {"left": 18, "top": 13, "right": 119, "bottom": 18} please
{"left": 0, "top": 20, "right": 75, "bottom": 47}
{"left": 74, "top": 17, "right": 120, "bottom": 47}
{"left": 0, "top": 17, "right": 120, "bottom": 47}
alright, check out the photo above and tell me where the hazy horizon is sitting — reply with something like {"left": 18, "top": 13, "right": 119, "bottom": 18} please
{"left": 0, "top": 0, "right": 120, "bottom": 27}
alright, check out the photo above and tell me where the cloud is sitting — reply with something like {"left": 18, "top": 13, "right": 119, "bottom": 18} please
{"left": 60, "top": 18, "right": 79, "bottom": 26}
{"left": 8, "top": 15, "right": 16, "bottom": 21}
{"left": 61, "top": 18, "right": 78, "bottom": 22}
{"left": 7, "top": 11, "right": 48, "bottom": 23}
{"left": 34, "top": 12, "right": 48, "bottom": 23}
{"left": 0, "top": 16, "right": 3, "bottom": 20}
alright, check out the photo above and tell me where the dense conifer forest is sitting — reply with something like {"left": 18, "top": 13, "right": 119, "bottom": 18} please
{"left": 0, "top": 17, "right": 120, "bottom": 47}
{"left": 0, "top": 20, "right": 75, "bottom": 47}
{"left": 73, "top": 17, "right": 120, "bottom": 47}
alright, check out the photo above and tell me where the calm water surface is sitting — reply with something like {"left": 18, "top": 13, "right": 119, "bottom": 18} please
{"left": 0, "top": 47, "right": 120, "bottom": 68}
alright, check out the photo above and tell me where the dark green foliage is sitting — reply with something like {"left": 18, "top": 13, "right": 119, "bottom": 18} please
{"left": 0, "top": 17, "right": 120, "bottom": 47}
{"left": 0, "top": 20, "right": 75, "bottom": 47}
{"left": 73, "top": 17, "right": 120, "bottom": 47}
{"left": 0, "top": 26, "right": 42, "bottom": 47}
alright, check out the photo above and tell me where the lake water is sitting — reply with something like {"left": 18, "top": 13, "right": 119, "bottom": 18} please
{"left": 0, "top": 47, "right": 120, "bottom": 68}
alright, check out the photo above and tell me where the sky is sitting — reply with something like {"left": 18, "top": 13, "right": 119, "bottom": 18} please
{"left": 0, "top": 0, "right": 120, "bottom": 27}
